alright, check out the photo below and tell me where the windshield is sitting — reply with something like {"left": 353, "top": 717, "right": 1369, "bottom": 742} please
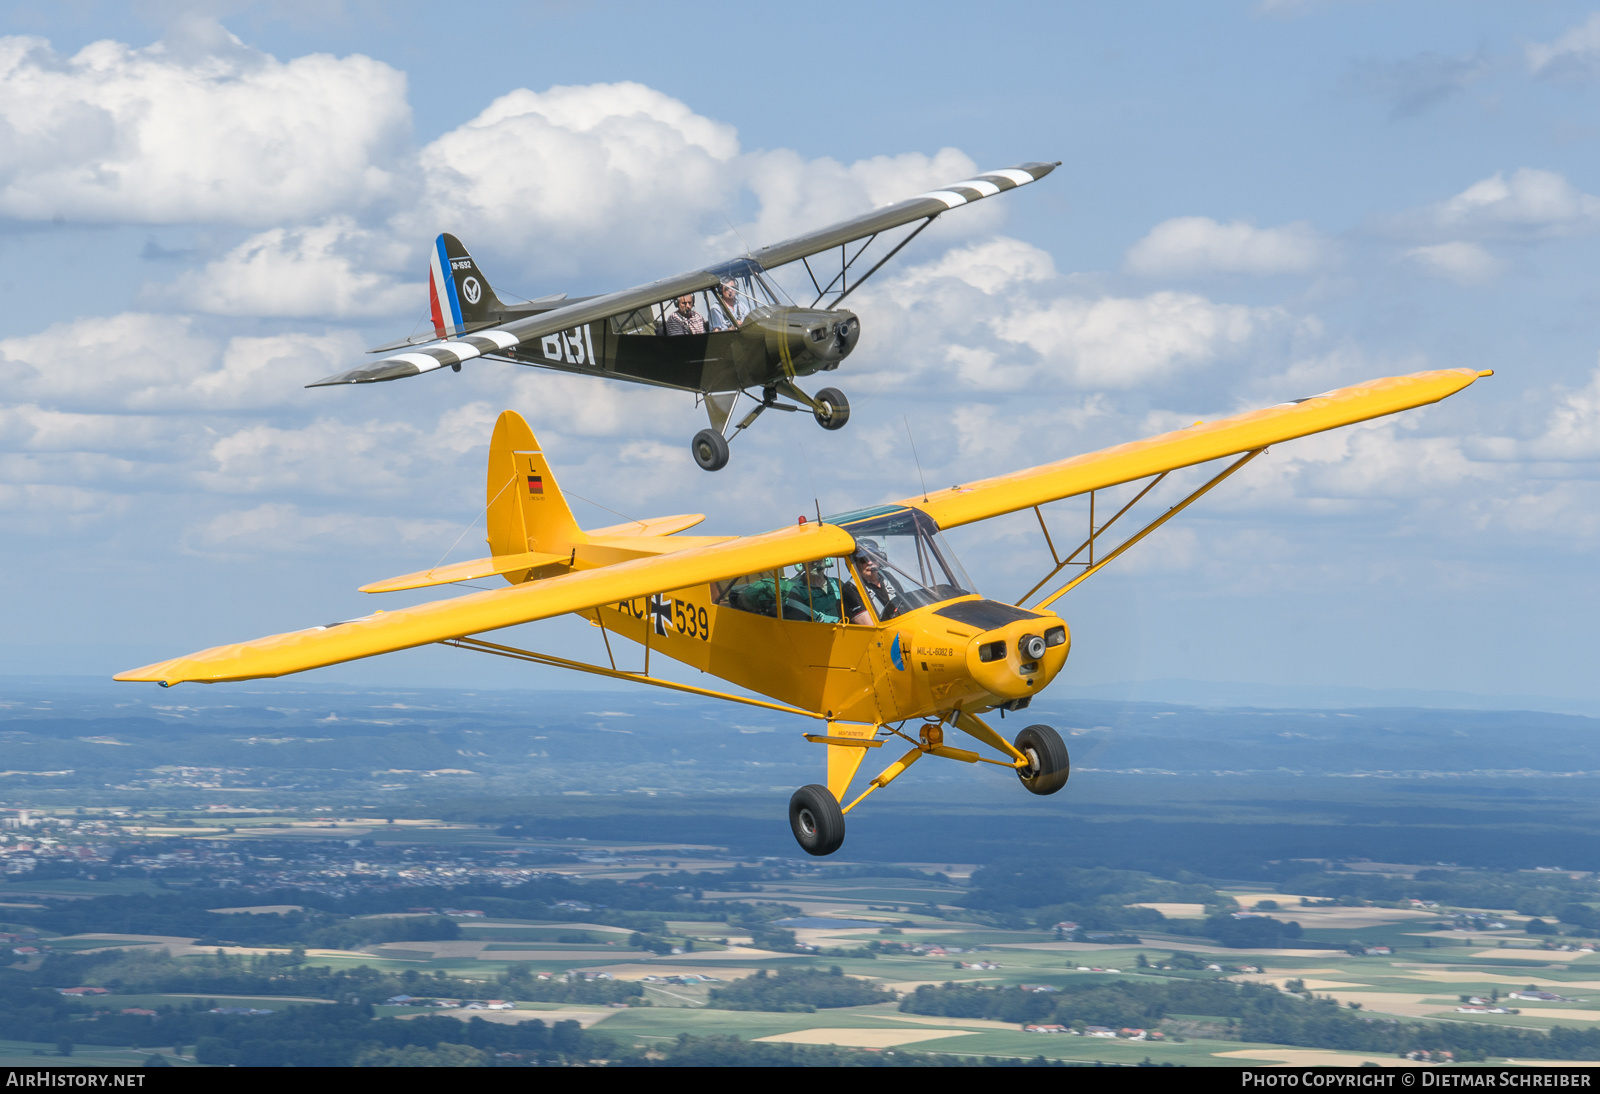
{"left": 708, "top": 257, "right": 793, "bottom": 308}
{"left": 826, "top": 506, "right": 975, "bottom": 619}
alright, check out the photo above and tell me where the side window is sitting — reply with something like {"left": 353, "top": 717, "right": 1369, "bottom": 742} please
{"left": 781, "top": 558, "right": 855, "bottom": 624}
{"left": 713, "top": 572, "right": 779, "bottom": 617}
{"left": 608, "top": 306, "right": 657, "bottom": 336}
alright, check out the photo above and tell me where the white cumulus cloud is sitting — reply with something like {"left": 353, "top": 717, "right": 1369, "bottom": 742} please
{"left": 187, "top": 502, "right": 455, "bottom": 554}
{"left": 1401, "top": 241, "right": 1500, "bottom": 284}
{"left": 0, "top": 313, "right": 361, "bottom": 412}
{"left": 1523, "top": 365, "right": 1600, "bottom": 461}
{"left": 1527, "top": 13, "right": 1600, "bottom": 78}
{"left": 995, "top": 290, "right": 1273, "bottom": 387}
{"left": 404, "top": 81, "right": 1002, "bottom": 284}
{"left": 851, "top": 238, "right": 1283, "bottom": 393}
{"left": 406, "top": 81, "right": 740, "bottom": 275}
{"left": 0, "top": 26, "right": 410, "bottom": 225}
{"left": 737, "top": 147, "right": 992, "bottom": 256}
{"left": 1124, "top": 217, "right": 1326, "bottom": 276}
{"left": 1417, "top": 169, "right": 1600, "bottom": 241}
{"left": 162, "top": 217, "right": 418, "bottom": 319}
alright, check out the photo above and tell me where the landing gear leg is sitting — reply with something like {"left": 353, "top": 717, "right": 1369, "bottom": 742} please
{"left": 788, "top": 784, "right": 845, "bottom": 856}
{"left": 773, "top": 380, "right": 850, "bottom": 431}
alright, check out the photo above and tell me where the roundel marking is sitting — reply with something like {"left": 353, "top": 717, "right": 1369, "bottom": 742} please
{"left": 462, "top": 276, "right": 482, "bottom": 305}
{"left": 889, "top": 633, "right": 906, "bottom": 672}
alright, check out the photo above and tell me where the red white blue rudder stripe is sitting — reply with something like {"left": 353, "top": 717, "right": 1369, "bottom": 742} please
{"left": 429, "top": 234, "right": 464, "bottom": 338}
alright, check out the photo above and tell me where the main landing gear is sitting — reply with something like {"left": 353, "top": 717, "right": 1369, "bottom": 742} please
{"left": 788, "top": 784, "right": 846, "bottom": 856}
{"left": 1013, "top": 724, "right": 1070, "bottom": 795}
{"left": 785, "top": 721, "right": 1071, "bottom": 856}
{"left": 691, "top": 383, "right": 850, "bottom": 471}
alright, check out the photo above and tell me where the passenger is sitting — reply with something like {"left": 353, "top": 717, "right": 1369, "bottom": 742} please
{"left": 664, "top": 294, "right": 706, "bottom": 336}
{"left": 707, "top": 279, "right": 749, "bottom": 331}
{"left": 784, "top": 559, "right": 845, "bottom": 622}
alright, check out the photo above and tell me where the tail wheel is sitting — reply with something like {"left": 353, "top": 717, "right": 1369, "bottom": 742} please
{"left": 1014, "top": 724, "right": 1070, "bottom": 796}
{"left": 813, "top": 387, "right": 850, "bottom": 431}
{"left": 788, "top": 784, "right": 846, "bottom": 856}
{"left": 691, "top": 428, "right": 730, "bottom": 472}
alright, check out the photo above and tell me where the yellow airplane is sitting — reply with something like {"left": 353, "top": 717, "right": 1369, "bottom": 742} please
{"left": 117, "top": 368, "right": 1490, "bottom": 856}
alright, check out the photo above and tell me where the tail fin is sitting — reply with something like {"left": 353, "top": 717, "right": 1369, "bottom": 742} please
{"left": 486, "top": 410, "right": 585, "bottom": 558}
{"left": 429, "top": 233, "right": 505, "bottom": 338}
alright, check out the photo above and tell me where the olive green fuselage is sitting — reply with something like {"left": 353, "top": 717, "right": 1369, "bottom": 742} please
{"left": 503, "top": 304, "right": 859, "bottom": 395}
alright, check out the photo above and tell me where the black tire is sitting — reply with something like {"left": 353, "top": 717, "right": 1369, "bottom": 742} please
{"left": 813, "top": 387, "right": 850, "bottom": 431}
{"left": 1014, "top": 724, "right": 1070, "bottom": 796}
{"left": 691, "top": 428, "right": 730, "bottom": 472}
{"left": 788, "top": 784, "right": 846, "bottom": 856}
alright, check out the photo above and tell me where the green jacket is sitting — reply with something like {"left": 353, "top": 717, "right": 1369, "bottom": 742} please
{"left": 782, "top": 576, "right": 843, "bottom": 624}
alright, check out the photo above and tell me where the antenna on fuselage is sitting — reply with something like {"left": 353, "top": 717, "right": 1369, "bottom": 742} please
{"left": 798, "top": 442, "right": 823, "bottom": 524}
{"left": 904, "top": 416, "right": 929, "bottom": 504}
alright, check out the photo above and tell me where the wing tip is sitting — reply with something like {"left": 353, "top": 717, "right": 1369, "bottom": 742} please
{"left": 114, "top": 662, "right": 180, "bottom": 685}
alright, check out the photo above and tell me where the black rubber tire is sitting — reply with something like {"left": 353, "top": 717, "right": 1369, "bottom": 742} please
{"left": 788, "top": 784, "right": 846, "bottom": 856}
{"left": 1014, "top": 724, "right": 1070, "bottom": 796}
{"left": 813, "top": 387, "right": 850, "bottom": 431}
{"left": 691, "top": 428, "right": 730, "bottom": 472}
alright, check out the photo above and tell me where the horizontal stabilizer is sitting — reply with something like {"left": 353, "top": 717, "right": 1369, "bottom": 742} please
{"left": 359, "top": 550, "right": 569, "bottom": 594}
{"left": 584, "top": 513, "right": 705, "bottom": 538}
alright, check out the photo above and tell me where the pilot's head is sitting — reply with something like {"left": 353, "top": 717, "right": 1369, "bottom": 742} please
{"left": 718, "top": 279, "right": 738, "bottom": 301}
{"left": 852, "top": 540, "right": 884, "bottom": 579}
{"left": 797, "top": 559, "right": 831, "bottom": 584}
{"left": 675, "top": 295, "right": 695, "bottom": 312}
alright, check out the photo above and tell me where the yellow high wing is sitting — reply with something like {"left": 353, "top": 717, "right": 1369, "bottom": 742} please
{"left": 115, "top": 522, "right": 854, "bottom": 686}
{"left": 904, "top": 369, "right": 1490, "bottom": 529}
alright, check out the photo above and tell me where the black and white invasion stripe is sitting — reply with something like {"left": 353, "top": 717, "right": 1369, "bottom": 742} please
{"left": 308, "top": 329, "right": 521, "bottom": 386}
{"left": 915, "top": 166, "right": 1053, "bottom": 209}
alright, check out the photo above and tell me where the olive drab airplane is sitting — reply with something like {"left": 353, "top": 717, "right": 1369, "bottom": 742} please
{"left": 307, "top": 162, "right": 1060, "bottom": 471}
{"left": 118, "top": 368, "right": 1491, "bottom": 856}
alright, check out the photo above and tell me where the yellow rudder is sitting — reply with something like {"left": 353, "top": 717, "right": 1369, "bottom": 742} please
{"left": 486, "top": 411, "right": 585, "bottom": 558}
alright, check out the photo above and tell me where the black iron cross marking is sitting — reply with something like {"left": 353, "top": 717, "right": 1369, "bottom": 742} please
{"left": 648, "top": 594, "right": 672, "bottom": 636}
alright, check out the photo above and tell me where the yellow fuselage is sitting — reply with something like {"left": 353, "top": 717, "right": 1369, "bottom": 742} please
{"left": 591, "top": 591, "right": 1071, "bottom": 726}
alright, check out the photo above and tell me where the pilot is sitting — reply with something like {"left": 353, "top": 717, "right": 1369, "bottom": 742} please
{"left": 845, "top": 541, "right": 895, "bottom": 624}
{"left": 707, "top": 279, "right": 748, "bottom": 331}
{"left": 664, "top": 294, "right": 706, "bottom": 336}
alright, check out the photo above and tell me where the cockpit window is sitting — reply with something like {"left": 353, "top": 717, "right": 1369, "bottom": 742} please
{"left": 707, "top": 259, "right": 793, "bottom": 308}
{"left": 824, "top": 506, "right": 975, "bottom": 619}
{"left": 609, "top": 262, "right": 792, "bottom": 336}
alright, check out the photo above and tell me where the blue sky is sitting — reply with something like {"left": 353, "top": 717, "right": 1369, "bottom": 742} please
{"left": 1, "top": 1, "right": 1597, "bottom": 702}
